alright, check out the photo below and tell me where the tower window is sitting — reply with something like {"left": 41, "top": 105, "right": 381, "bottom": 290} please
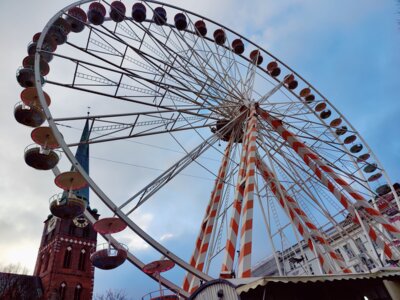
{"left": 69, "top": 223, "right": 75, "bottom": 235}
{"left": 37, "top": 254, "right": 44, "bottom": 274}
{"left": 63, "top": 246, "right": 72, "bottom": 268}
{"left": 74, "top": 284, "right": 82, "bottom": 300}
{"left": 83, "top": 227, "right": 90, "bottom": 238}
{"left": 78, "top": 249, "right": 86, "bottom": 271}
{"left": 43, "top": 251, "right": 50, "bottom": 272}
{"left": 59, "top": 282, "right": 67, "bottom": 300}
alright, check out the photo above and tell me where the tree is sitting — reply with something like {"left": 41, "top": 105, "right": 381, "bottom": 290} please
{"left": 0, "top": 263, "right": 41, "bottom": 300}
{"left": 0, "top": 263, "right": 29, "bottom": 275}
{"left": 94, "top": 289, "right": 130, "bottom": 300}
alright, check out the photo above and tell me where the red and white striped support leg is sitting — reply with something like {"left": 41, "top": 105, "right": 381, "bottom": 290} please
{"left": 256, "top": 155, "right": 351, "bottom": 273}
{"left": 182, "top": 141, "right": 233, "bottom": 292}
{"left": 257, "top": 107, "right": 400, "bottom": 260}
{"left": 220, "top": 113, "right": 253, "bottom": 278}
{"left": 237, "top": 108, "right": 258, "bottom": 278}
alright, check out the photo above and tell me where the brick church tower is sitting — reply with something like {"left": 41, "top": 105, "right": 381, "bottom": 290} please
{"left": 33, "top": 119, "right": 99, "bottom": 299}
{"left": 34, "top": 210, "right": 98, "bottom": 299}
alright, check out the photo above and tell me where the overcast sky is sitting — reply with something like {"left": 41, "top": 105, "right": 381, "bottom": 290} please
{"left": 0, "top": 0, "right": 399, "bottom": 298}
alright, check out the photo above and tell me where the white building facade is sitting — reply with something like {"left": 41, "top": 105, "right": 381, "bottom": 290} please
{"left": 252, "top": 184, "right": 400, "bottom": 277}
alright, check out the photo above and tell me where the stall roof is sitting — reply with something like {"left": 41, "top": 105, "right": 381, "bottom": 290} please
{"left": 233, "top": 267, "right": 400, "bottom": 295}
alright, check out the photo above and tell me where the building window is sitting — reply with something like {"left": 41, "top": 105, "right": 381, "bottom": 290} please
{"left": 63, "top": 246, "right": 72, "bottom": 268}
{"left": 78, "top": 249, "right": 86, "bottom": 271}
{"left": 343, "top": 244, "right": 355, "bottom": 259}
{"left": 69, "top": 224, "right": 75, "bottom": 235}
{"left": 59, "top": 282, "right": 67, "bottom": 300}
{"left": 37, "top": 255, "right": 44, "bottom": 273}
{"left": 367, "top": 259, "right": 376, "bottom": 270}
{"left": 46, "top": 230, "right": 53, "bottom": 243}
{"left": 335, "top": 248, "right": 344, "bottom": 260}
{"left": 74, "top": 284, "right": 82, "bottom": 300}
{"left": 43, "top": 251, "right": 50, "bottom": 272}
{"left": 354, "top": 264, "right": 362, "bottom": 272}
{"left": 355, "top": 238, "right": 367, "bottom": 253}
{"left": 309, "top": 265, "right": 314, "bottom": 275}
{"left": 289, "top": 261, "right": 295, "bottom": 270}
{"left": 83, "top": 227, "right": 90, "bottom": 238}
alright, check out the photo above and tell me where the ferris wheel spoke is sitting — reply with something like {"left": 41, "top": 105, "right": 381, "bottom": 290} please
{"left": 66, "top": 31, "right": 239, "bottom": 113}
{"left": 257, "top": 81, "right": 286, "bottom": 105}
{"left": 124, "top": 22, "right": 244, "bottom": 115}
{"left": 131, "top": 24, "right": 242, "bottom": 111}
{"left": 53, "top": 106, "right": 222, "bottom": 123}
{"left": 65, "top": 120, "right": 213, "bottom": 147}
{"left": 260, "top": 111, "right": 352, "bottom": 162}
{"left": 118, "top": 132, "right": 221, "bottom": 215}
{"left": 108, "top": 19, "right": 242, "bottom": 107}
{"left": 241, "top": 58, "right": 258, "bottom": 101}
{"left": 259, "top": 120, "right": 374, "bottom": 202}
{"left": 48, "top": 49, "right": 233, "bottom": 118}
{"left": 206, "top": 45, "right": 243, "bottom": 98}
{"left": 267, "top": 120, "right": 373, "bottom": 188}
{"left": 168, "top": 22, "right": 244, "bottom": 100}
{"left": 46, "top": 78, "right": 224, "bottom": 118}
{"left": 184, "top": 44, "right": 245, "bottom": 108}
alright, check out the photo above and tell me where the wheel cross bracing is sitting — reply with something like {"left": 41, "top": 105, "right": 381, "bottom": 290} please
{"left": 14, "top": 0, "right": 400, "bottom": 297}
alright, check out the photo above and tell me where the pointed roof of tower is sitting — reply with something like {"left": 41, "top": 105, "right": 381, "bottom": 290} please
{"left": 73, "top": 119, "right": 90, "bottom": 205}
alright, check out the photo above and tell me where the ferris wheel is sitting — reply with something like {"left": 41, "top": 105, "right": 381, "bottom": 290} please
{"left": 15, "top": 0, "right": 400, "bottom": 297}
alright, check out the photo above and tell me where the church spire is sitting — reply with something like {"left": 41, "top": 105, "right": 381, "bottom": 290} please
{"left": 73, "top": 118, "right": 90, "bottom": 205}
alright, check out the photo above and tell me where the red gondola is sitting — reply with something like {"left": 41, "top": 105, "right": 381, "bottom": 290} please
{"left": 14, "top": 103, "right": 45, "bottom": 127}
{"left": 287, "top": 80, "right": 298, "bottom": 90}
{"left": 368, "top": 173, "right": 382, "bottom": 182}
{"left": 305, "top": 94, "right": 315, "bottom": 102}
{"left": 22, "top": 56, "right": 50, "bottom": 76}
{"left": 24, "top": 145, "right": 59, "bottom": 170}
{"left": 31, "top": 126, "right": 60, "bottom": 149}
{"left": 213, "top": 29, "right": 226, "bottom": 45}
{"left": 344, "top": 134, "right": 357, "bottom": 144}
{"left": 194, "top": 20, "right": 207, "bottom": 36}
{"left": 174, "top": 13, "right": 187, "bottom": 30}
{"left": 357, "top": 153, "right": 370, "bottom": 163}
{"left": 231, "top": 39, "right": 244, "bottom": 54}
{"left": 350, "top": 143, "right": 363, "bottom": 153}
{"left": 16, "top": 68, "right": 41, "bottom": 88}
{"left": 320, "top": 109, "right": 331, "bottom": 119}
{"left": 54, "top": 171, "right": 88, "bottom": 191}
{"left": 299, "top": 87, "right": 311, "bottom": 98}
{"left": 153, "top": 7, "right": 167, "bottom": 26}
{"left": 336, "top": 126, "right": 348, "bottom": 136}
{"left": 49, "top": 193, "right": 87, "bottom": 219}
{"left": 249, "top": 50, "right": 263, "bottom": 65}
{"left": 47, "top": 18, "right": 71, "bottom": 45}
{"left": 132, "top": 2, "right": 146, "bottom": 22}
{"left": 66, "top": 7, "right": 87, "bottom": 33}
{"left": 110, "top": 1, "right": 126, "bottom": 23}
{"left": 330, "top": 118, "right": 342, "bottom": 127}
{"left": 20, "top": 87, "right": 51, "bottom": 108}
{"left": 90, "top": 244, "right": 128, "bottom": 270}
{"left": 88, "top": 2, "right": 107, "bottom": 26}
{"left": 364, "top": 163, "right": 377, "bottom": 173}
{"left": 93, "top": 217, "right": 127, "bottom": 234}
{"left": 315, "top": 103, "right": 326, "bottom": 112}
